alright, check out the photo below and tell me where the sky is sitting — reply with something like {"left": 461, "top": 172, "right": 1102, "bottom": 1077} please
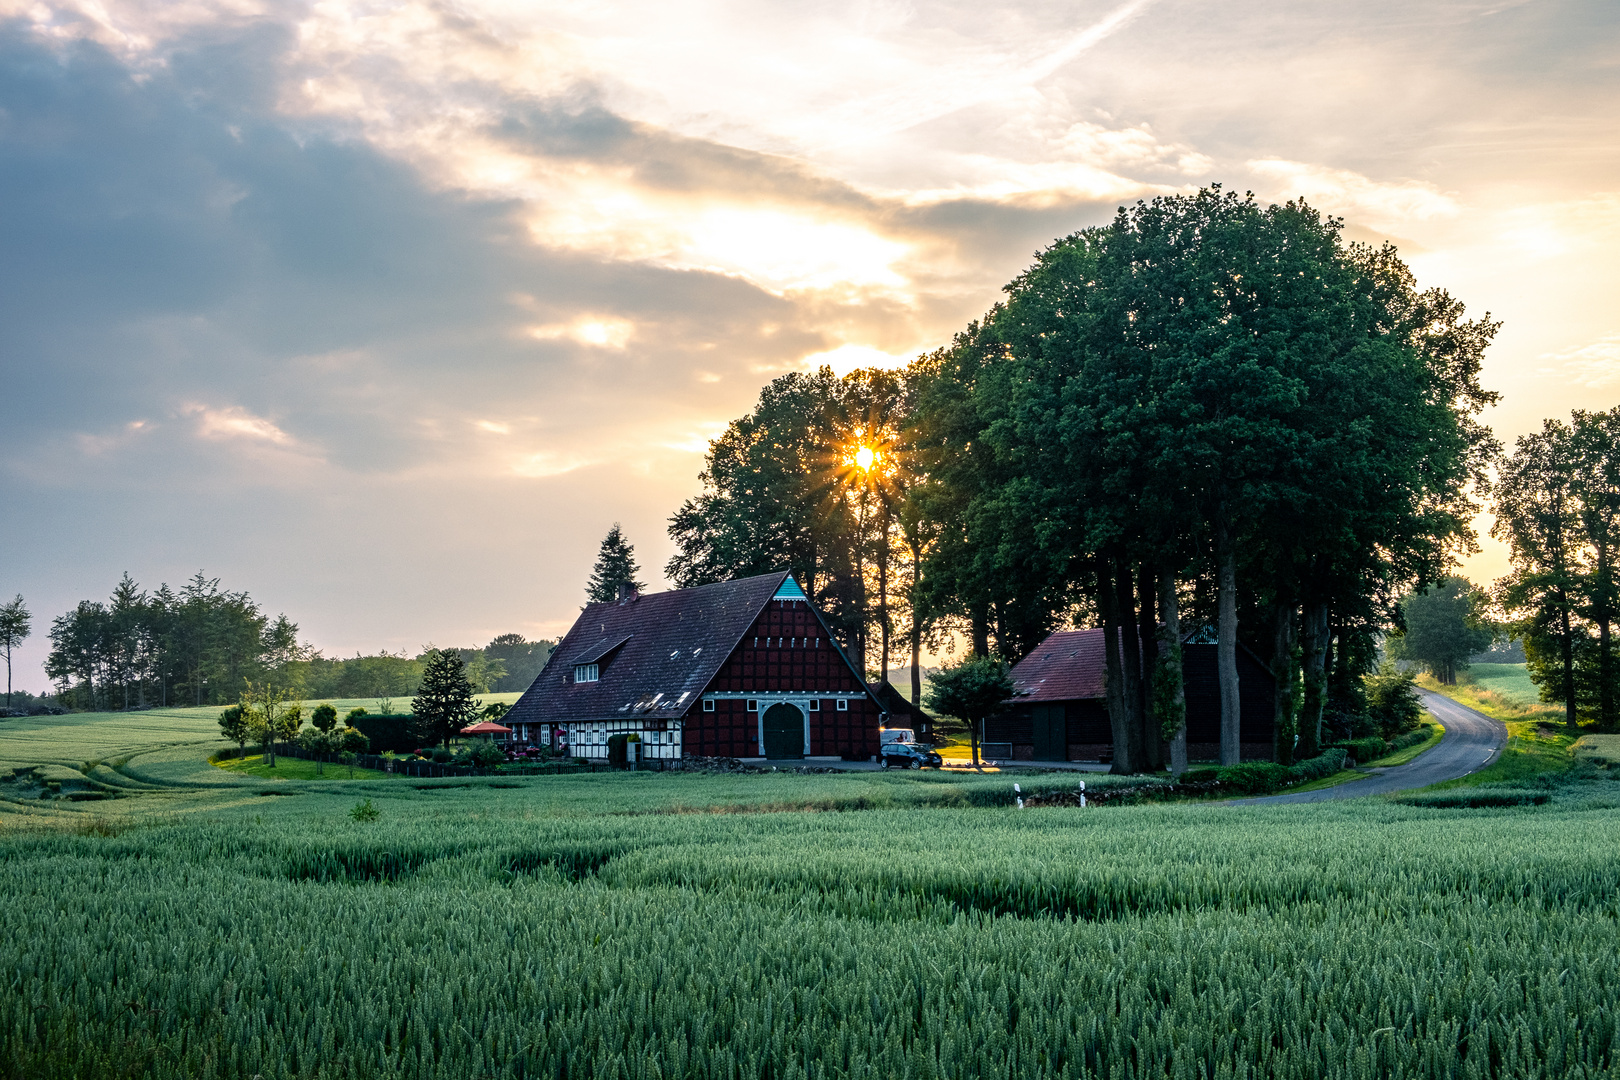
{"left": 2, "top": 0, "right": 1618, "bottom": 690}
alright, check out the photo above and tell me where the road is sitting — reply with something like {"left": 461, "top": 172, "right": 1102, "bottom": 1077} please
{"left": 1238, "top": 689, "right": 1507, "bottom": 804}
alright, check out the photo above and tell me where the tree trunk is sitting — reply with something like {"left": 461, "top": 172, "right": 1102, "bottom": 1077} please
{"left": 1599, "top": 542, "right": 1614, "bottom": 728}
{"left": 878, "top": 527, "right": 891, "bottom": 686}
{"left": 971, "top": 609, "right": 990, "bottom": 658}
{"left": 1298, "top": 603, "right": 1329, "bottom": 759}
{"left": 1156, "top": 574, "right": 1188, "bottom": 776}
{"left": 1113, "top": 556, "right": 1146, "bottom": 773}
{"left": 1097, "top": 560, "right": 1134, "bottom": 775}
{"left": 907, "top": 534, "right": 923, "bottom": 709}
{"left": 1136, "top": 564, "right": 1163, "bottom": 772}
{"left": 1559, "top": 597, "right": 1578, "bottom": 731}
{"left": 1214, "top": 510, "right": 1242, "bottom": 766}
{"left": 1270, "top": 602, "right": 1297, "bottom": 766}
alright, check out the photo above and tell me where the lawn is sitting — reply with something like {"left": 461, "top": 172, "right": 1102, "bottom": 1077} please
{"left": 215, "top": 753, "right": 391, "bottom": 781}
{"left": 1363, "top": 721, "right": 1444, "bottom": 767}
{"left": 3, "top": 706, "right": 1619, "bottom": 1079}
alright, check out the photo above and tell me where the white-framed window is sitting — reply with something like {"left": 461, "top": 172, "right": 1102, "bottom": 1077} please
{"left": 836, "top": 699, "right": 849, "bottom": 711}
{"left": 574, "top": 663, "right": 599, "bottom": 683}
{"left": 808, "top": 699, "right": 820, "bottom": 711}
{"left": 747, "top": 699, "right": 758, "bottom": 712}
{"left": 703, "top": 698, "right": 716, "bottom": 712}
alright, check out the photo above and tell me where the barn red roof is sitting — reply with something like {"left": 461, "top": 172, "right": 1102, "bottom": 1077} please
{"left": 1008, "top": 628, "right": 1107, "bottom": 702}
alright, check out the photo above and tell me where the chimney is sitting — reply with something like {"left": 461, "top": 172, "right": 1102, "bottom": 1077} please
{"left": 617, "top": 581, "right": 638, "bottom": 604}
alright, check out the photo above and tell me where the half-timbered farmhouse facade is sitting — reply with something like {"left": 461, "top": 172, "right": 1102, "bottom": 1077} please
{"left": 504, "top": 571, "right": 883, "bottom": 762}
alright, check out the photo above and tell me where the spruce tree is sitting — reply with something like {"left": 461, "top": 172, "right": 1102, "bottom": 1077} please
{"left": 412, "top": 648, "right": 476, "bottom": 747}
{"left": 586, "top": 524, "right": 646, "bottom": 603}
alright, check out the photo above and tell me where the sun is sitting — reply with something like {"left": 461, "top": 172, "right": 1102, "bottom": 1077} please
{"left": 854, "top": 446, "right": 875, "bottom": 471}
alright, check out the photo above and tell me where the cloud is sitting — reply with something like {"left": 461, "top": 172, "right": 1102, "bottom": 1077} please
{"left": 186, "top": 404, "right": 294, "bottom": 445}
{"left": 3, "top": 0, "right": 1617, "bottom": 687}
{"left": 1539, "top": 333, "right": 1620, "bottom": 389}
{"left": 1246, "top": 159, "right": 1461, "bottom": 228}
{"left": 528, "top": 316, "right": 636, "bottom": 349}
{"left": 799, "top": 344, "right": 915, "bottom": 377}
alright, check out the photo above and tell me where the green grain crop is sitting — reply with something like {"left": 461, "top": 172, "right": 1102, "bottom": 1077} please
{"left": 2, "top": 711, "right": 1618, "bottom": 1078}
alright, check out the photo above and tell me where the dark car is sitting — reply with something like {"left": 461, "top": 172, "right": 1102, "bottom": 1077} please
{"left": 878, "top": 742, "right": 943, "bottom": 769}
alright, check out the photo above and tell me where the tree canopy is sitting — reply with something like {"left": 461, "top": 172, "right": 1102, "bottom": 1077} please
{"left": 668, "top": 186, "right": 1499, "bottom": 772}
{"left": 1386, "top": 576, "right": 1494, "bottom": 685}
{"left": 923, "top": 655, "right": 1014, "bottom": 767}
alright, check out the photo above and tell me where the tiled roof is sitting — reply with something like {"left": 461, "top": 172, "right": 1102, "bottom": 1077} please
{"left": 1008, "top": 628, "right": 1106, "bottom": 702}
{"left": 505, "top": 570, "right": 792, "bottom": 727}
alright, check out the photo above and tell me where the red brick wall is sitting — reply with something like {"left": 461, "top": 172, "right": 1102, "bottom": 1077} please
{"left": 684, "top": 599, "right": 879, "bottom": 758}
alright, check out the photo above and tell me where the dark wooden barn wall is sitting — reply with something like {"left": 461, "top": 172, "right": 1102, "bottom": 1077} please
{"left": 985, "top": 642, "right": 1278, "bottom": 763}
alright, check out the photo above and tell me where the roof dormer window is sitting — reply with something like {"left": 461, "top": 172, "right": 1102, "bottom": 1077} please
{"left": 574, "top": 663, "right": 599, "bottom": 683}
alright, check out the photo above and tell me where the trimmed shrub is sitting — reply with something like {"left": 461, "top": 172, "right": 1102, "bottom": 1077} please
{"left": 1333, "top": 737, "right": 1389, "bottom": 764}
{"left": 1216, "top": 762, "right": 1294, "bottom": 795}
{"left": 1181, "top": 768, "right": 1220, "bottom": 784}
{"left": 1290, "top": 748, "right": 1349, "bottom": 782}
{"left": 347, "top": 713, "right": 415, "bottom": 753}
{"left": 1389, "top": 726, "right": 1434, "bottom": 753}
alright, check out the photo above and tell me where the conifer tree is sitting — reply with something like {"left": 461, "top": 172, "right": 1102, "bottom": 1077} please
{"left": 412, "top": 648, "right": 476, "bottom": 748}
{"left": 587, "top": 524, "right": 646, "bottom": 603}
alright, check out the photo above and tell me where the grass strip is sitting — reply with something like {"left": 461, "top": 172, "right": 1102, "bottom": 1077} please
{"left": 1364, "top": 722, "right": 1444, "bottom": 768}
{"left": 215, "top": 754, "right": 390, "bottom": 781}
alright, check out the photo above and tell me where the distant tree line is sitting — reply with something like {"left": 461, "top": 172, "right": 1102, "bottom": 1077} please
{"left": 667, "top": 187, "right": 1499, "bottom": 772}
{"left": 41, "top": 571, "right": 554, "bottom": 710}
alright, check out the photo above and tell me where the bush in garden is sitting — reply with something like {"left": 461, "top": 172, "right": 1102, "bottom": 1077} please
{"left": 311, "top": 703, "right": 339, "bottom": 733}
{"left": 338, "top": 727, "right": 369, "bottom": 753}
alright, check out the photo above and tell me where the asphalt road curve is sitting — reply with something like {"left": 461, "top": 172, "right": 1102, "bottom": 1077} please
{"left": 1238, "top": 689, "right": 1507, "bottom": 805}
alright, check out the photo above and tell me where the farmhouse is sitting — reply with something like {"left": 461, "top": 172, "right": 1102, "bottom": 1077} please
{"left": 984, "top": 628, "right": 1278, "bottom": 763}
{"left": 504, "top": 570, "right": 883, "bottom": 762}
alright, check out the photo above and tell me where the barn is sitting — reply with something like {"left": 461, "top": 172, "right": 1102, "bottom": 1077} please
{"left": 503, "top": 570, "right": 883, "bottom": 763}
{"left": 983, "top": 628, "right": 1278, "bottom": 763}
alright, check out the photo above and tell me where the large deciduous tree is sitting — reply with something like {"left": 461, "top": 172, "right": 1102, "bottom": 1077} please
{"left": 910, "top": 187, "right": 1496, "bottom": 771}
{"left": 667, "top": 365, "right": 936, "bottom": 682}
{"left": 1386, "top": 576, "right": 1494, "bottom": 684}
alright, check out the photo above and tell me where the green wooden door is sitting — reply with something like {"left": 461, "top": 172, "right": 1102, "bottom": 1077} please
{"left": 762, "top": 703, "right": 805, "bottom": 759}
{"left": 1032, "top": 704, "right": 1067, "bottom": 761}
